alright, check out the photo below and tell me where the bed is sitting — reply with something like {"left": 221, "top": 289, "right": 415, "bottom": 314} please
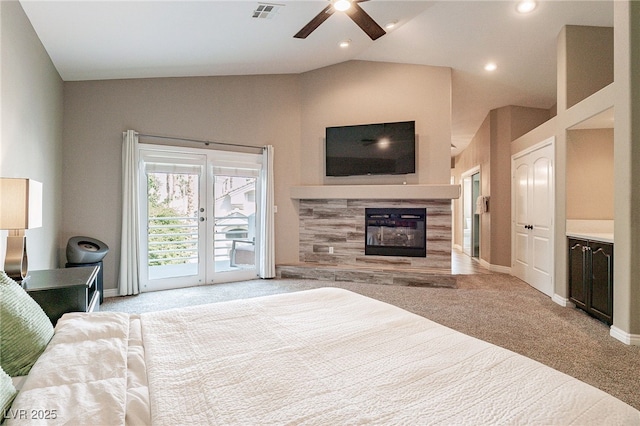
{"left": 3, "top": 286, "right": 640, "bottom": 425}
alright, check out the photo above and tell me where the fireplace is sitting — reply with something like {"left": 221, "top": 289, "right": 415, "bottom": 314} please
{"left": 365, "top": 208, "right": 426, "bottom": 257}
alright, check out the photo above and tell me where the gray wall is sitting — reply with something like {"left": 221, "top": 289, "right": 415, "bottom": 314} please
{"left": 1, "top": 3, "right": 454, "bottom": 294}
{"left": 300, "top": 61, "right": 452, "bottom": 186}
{"left": 451, "top": 105, "right": 549, "bottom": 268}
{"left": 63, "top": 61, "right": 454, "bottom": 292}
{"left": 62, "top": 75, "right": 302, "bottom": 291}
{"left": 0, "top": 1, "right": 64, "bottom": 271}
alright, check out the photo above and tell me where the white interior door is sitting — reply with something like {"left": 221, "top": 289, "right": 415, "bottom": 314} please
{"left": 512, "top": 140, "right": 554, "bottom": 296}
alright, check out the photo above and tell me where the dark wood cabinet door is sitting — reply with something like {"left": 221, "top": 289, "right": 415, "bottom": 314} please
{"left": 568, "top": 238, "right": 588, "bottom": 309}
{"left": 589, "top": 242, "right": 613, "bottom": 324}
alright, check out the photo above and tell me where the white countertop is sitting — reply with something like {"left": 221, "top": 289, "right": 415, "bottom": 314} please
{"left": 566, "top": 232, "right": 614, "bottom": 243}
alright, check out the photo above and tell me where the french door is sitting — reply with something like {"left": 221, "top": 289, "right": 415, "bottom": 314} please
{"left": 139, "top": 145, "right": 262, "bottom": 292}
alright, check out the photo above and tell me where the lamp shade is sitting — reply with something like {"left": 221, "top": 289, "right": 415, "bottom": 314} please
{"left": 0, "top": 178, "right": 43, "bottom": 230}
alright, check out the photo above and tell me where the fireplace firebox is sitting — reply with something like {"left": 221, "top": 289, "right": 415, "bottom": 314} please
{"left": 365, "top": 208, "right": 426, "bottom": 257}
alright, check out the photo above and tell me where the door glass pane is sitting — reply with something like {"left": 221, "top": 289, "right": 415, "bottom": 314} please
{"left": 147, "top": 171, "right": 200, "bottom": 280}
{"left": 214, "top": 175, "right": 257, "bottom": 273}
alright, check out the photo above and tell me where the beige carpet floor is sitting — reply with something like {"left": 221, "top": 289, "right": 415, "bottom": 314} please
{"left": 101, "top": 273, "right": 640, "bottom": 410}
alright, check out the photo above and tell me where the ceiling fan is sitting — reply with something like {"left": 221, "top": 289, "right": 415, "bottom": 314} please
{"left": 294, "top": 0, "right": 386, "bottom": 41}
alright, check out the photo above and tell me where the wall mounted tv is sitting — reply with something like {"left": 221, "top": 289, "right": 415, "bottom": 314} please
{"left": 325, "top": 120, "right": 416, "bottom": 177}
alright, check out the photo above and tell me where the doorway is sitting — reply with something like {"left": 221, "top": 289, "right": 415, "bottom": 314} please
{"left": 462, "top": 167, "right": 481, "bottom": 258}
{"left": 138, "top": 145, "right": 263, "bottom": 292}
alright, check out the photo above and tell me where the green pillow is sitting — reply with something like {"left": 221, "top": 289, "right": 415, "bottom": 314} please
{"left": 0, "top": 271, "right": 54, "bottom": 376}
{"left": 0, "top": 367, "right": 17, "bottom": 418}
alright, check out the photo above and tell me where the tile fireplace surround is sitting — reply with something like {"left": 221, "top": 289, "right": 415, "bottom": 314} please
{"left": 278, "top": 185, "right": 459, "bottom": 286}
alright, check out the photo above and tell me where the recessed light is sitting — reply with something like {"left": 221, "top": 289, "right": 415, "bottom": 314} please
{"left": 339, "top": 39, "right": 351, "bottom": 48}
{"left": 516, "top": 0, "right": 537, "bottom": 14}
{"left": 385, "top": 20, "right": 398, "bottom": 30}
{"left": 484, "top": 62, "right": 497, "bottom": 72}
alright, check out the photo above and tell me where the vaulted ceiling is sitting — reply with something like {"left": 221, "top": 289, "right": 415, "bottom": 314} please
{"left": 19, "top": 1, "right": 614, "bottom": 154}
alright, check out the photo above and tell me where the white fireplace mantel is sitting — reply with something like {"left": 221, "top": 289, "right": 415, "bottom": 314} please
{"left": 290, "top": 184, "right": 460, "bottom": 200}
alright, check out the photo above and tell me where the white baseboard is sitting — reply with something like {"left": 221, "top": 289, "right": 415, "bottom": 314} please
{"left": 490, "top": 264, "right": 511, "bottom": 274}
{"left": 552, "top": 294, "right": 574, "bottom": 307}
{"left": 610, "top": 325, "right": 640, "bottom": 346}
{"left": 478, "top": 258, "right": 511, "bottom": 274}
{"left": 478, "top": 258, "right": 491, "bottom": 270}
{"left": 103, "top": 288, "right": 119, "bottom": 299}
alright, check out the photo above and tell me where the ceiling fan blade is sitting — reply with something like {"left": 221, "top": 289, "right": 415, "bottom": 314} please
{"left": 294, "top": 4, "right": 335, "bottom": 39}
{"left": 345, "top": 2, "right": 386, "bottom": 40}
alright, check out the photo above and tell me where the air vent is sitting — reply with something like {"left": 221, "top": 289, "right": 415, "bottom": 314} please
{"left": 252, "top": 3, "right": 282, "bottom": 19}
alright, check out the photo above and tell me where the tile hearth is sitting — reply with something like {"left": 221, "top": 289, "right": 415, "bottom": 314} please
{"left": 276, "top": 263, "right": 457, "bottom": 288}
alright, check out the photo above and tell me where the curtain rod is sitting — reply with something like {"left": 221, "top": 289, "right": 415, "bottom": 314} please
{"left": 138, "top": 132, "right": 265, "bottom": 152}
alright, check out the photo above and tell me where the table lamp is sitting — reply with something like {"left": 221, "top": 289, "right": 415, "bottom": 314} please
{"left": 0, "top": 178, "right": 43, "bottom": 281}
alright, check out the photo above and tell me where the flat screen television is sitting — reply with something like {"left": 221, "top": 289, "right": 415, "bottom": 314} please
{"left": 325, "top": 120, "right": 416, "bottom": 177}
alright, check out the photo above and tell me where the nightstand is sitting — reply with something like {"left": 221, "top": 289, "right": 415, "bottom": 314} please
{"left": 23, "top": 265, "right": 100, "bottom": 326}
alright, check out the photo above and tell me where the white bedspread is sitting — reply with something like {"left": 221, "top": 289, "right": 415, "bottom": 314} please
{"left": 7, "top": 312, "right": 150, "bottom": 425}
{"left": 139, "top": 288, "right": 640, "bottom": 425}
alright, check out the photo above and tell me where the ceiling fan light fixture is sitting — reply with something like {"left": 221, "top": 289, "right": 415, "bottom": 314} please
{"left": 333, "top": 0, "right": 352, "bottom": 12}
{"left": 294, "top": 0, "right": 385, "bottom": 40}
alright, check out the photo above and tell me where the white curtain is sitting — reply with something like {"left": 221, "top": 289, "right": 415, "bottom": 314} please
{"left": 118, "top": 130, "right": 141, "bottom": 295}
{"left": 258, "top": 145, "right": 275, "bottom": 278}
